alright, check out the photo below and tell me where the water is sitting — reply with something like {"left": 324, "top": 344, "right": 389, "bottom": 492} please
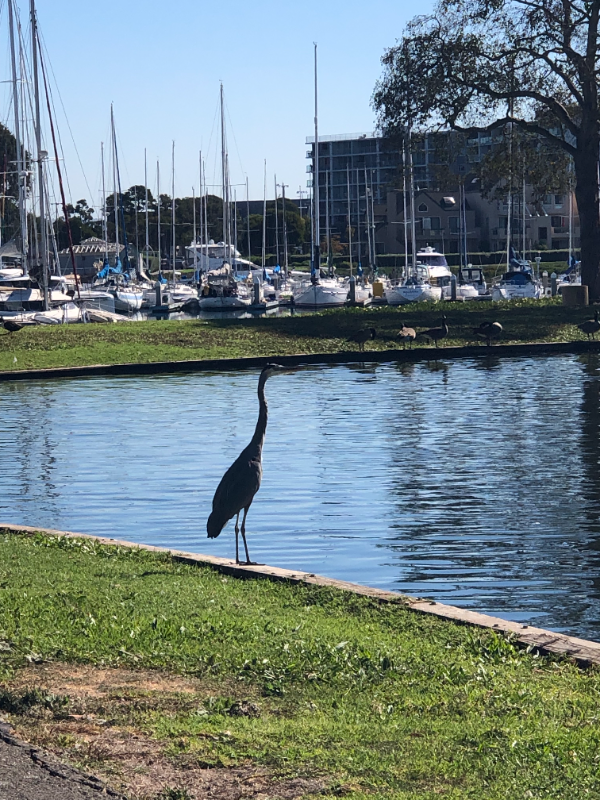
{"left": 2, "top": 354, "right": 600, "bottom": 640}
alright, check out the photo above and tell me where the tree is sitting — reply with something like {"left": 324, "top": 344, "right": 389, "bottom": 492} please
{"left": 374, "top": 0, "right": 600, "bottom": 297}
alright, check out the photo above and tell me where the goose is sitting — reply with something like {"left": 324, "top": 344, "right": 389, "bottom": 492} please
{"left": 416, "top": 316, "right": 448, "bottom": 348}
{"left": 578, "top": 310, "right": 600, "bottom": 341}
{"left": 396, "top": 323, "right": 416, "bottom": 349}
{"left": 347, "top": 327, "right": 376, "bottom": 352}
{"left": 473, "top": 320, "right": 503, "bottom": 346}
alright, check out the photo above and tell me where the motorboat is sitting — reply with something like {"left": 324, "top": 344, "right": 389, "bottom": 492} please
{"left": 491, "top": 262, "right": 543, "bottom": 301}
{"left": 197, "top": 263, "right": 251, "bottom": 310}
{"left": 292, "top": 274, "right": 349, "bottom": 307}
{"left": 94, "top": 279, "right": 143, "bottom": 312}
{"left": 0, "top": 275, "right": 72, "bottom": 312}
{"left": 76, "top": 289, "right": 116, "bottom": 314}
{"left": 458, "top": 266, "right": 488, "bottom": 296}
{"left": 412, "top": 247, "right": 479, "bottom": 301}
{"left": 33, "top": 302, "right": 83, "bottom": 325}
{"left": 186, "top": 240, "right": 256, "bottom": 274}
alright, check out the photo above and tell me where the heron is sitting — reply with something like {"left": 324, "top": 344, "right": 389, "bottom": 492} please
{"left": 416, "top": 315, "right": 448, "bottom": 348}
{"left": 396, "top": 323, "right": 416, "bottom": 349}
{"left": 473, "top": 320, "right": 503, "bottom": 346}
{"left": 347, "top": 327, "right": 376, "bottom": 352}
{"left": 1, "top": 319, "right": 25, "bottom": 334}
{"left": 578, "top": 310, "right": 600, "bottom": 341}
{"left": 207, "top": 363, "right": 292, "bottom": 564}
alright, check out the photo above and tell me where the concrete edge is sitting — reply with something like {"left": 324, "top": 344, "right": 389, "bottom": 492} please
{"left": 2, "top": 522, "right": 600, "bottom": 668}
{"left": 1, "top": 339, "right": 599, "bottom": 381}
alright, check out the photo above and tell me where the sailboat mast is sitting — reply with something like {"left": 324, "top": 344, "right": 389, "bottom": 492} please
{"left": 261, "top": 160, "right": 266, "bottom": 270}
{"left": 313, "top": 42, "right": 320, "bottom": 274}
{"left": 364, "top": 166, "right": 371, "bottom": 273}
{"left": 356, "top": 167, "right": 361, "bottom": 271}
{"left": 8, "top": 0, "right": 27, "bottom": 275}
{"left": 171, "top": 140, "right": 176, "bottom": 283}
{"left": 156, "top": 159, "right": 161, "bottom": 278}
{"left": 144, "top": 148, "right": 149, "bottom": 258}
{"left": 281, "top": 181, "right": 288, "bottom": 275}
{"left": 407, "top": 129, "right": 417, "bottom": 274}
{"left": 110, "top": 106, "right": 119, "bottom": 267}
{"left": 347, "top": 165, "right": 352, "bottom": 276}
{"left": 203, "top": 158, "right": 208, "bottom": 266}
{"left": 325, "top": 170, "right": 331, "bottom": 273}
{"left": 522, "top": 176, "right": 526, "bottom": 260}
{"left": 30, "top": 0, "right": 48, "bottom": 308}
{"left": 220, "top": 83, "right": 230, "bottom": 264}
{"left": 192, "top": 186, "right": 197, "bottom": 276}
{"left": 101, "top": 142, "right": 108, "bottom": 261}
{"left": 246, "top": 176, "right": 251, "bottom": 260}
{"left": 402, "top": 143, "right": 408, "bottom": 279}
{"left": 274, "top": 174, "right": 279, "bottom": 266}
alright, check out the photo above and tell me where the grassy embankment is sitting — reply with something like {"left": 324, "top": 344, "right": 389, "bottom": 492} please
{"left": 0, "top": 298, "right": 595, "bottom": 372}
{"left": 0, "top": 530, "right": 599, "bottom": 799}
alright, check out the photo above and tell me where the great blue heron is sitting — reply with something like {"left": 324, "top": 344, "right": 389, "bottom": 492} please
{"left": 347, "top": 327, "right": 376, "bottom": 352}
{"left": 396, "top": 323, "right": 416, "bottom": 349}
{"left": 473, "top": 320, "right": 503, "bottom": 346}
{"left": 578, "top": 310, "right": 600, "bottom": 340}
{"left": 417, "top": 315, "right": 448, "bottom": 348}
{"left": 207, "top": 363, "right": 291, "bottom": 564}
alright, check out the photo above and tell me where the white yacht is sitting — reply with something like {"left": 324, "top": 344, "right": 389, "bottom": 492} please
{"left": 292, "top": 276, "right": 348, "bottom": 307}
{"left": 491, "top": 261, "right": 543, "bottom": 301}
{"left": 0, "top": 275, "right": 72, "bottom": 312}
{"left": 186, "top": 241, "right": 255, "bottom": 274}
{"left": 385, "top": 268, "right": 443, "bottom": 305}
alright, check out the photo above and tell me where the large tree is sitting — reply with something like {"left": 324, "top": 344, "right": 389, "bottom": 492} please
{"left": 374, "top": 0, "right": 600, "bottom": 297}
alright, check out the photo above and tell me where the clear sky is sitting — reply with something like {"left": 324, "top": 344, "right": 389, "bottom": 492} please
{"left": 1, "top": 0, "right": 429, "bottom": 214}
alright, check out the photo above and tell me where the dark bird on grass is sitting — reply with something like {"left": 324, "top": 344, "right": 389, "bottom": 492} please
{"left": 347, "top": 327, "right": 376, "bottom": 352}
{"left": 1, "top": 319, "right": 24, "bottom": 334}
{"left": 396, "top": 323, "right": 416, "bottom": 349}
{"left": 578, "top": 310, "right": 600, "bottom": 341}
{"left": 473, "top": 320, "right": 503, "bottom": 346}
{"left": 207, "top": 364, "right": 292, "bottom": 564}
{"left": 416, "top": 316, "right": 448, "bottom": 348}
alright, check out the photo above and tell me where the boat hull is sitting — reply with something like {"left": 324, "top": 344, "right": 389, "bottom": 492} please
{"left": 385, "top": 285, "right": 442, "bottom": 305}
{"left": 293, "top": 283, "right": 348, "bottom": 307}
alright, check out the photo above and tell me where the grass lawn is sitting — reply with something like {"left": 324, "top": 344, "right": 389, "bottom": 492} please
{"left": 0, "top": 298, "right": 596, "bottom": 372}
{"left": 0, "top": 530, "right": 599, "bottom": 799}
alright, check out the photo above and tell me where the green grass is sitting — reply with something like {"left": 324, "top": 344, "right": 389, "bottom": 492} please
{"left": 0, "top": 298, "right": 595, "bottom": 372}
{"left": 1, "top": 530, "right": 599, "bottom": 798}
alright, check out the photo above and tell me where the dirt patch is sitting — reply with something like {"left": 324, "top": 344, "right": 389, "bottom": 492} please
{"left": 2, "top": 664, "right": 326, "bottom": 799}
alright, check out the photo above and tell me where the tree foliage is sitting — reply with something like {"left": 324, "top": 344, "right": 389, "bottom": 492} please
{"left": 374, "top": 0, "right": 600, "bottom": 296}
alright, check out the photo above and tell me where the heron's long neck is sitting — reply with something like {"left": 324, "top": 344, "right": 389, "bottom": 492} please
{"left": 251, "top": 375, "right": 268, "bottom": 448}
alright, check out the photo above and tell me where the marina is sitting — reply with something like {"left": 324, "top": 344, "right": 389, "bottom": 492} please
{"left": 2, "top": 353, "right": 600, "bottom": 639}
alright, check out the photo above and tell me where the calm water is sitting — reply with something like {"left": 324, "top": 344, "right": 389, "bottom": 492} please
{"left": 2, "top": 355, "right": 600, "bottom": 639}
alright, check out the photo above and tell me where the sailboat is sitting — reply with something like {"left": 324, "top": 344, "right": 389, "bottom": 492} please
{"left": 385, "top": 136, "right": 441, "bottom": 305}
{"left": 198, "top": 85, "right": 251, "bottom": 310}
{"left": 292, "top": 44, "right": 348, "bottom": 308}
{"left": 93, "top": 108, "right": 143, "bottom": 312}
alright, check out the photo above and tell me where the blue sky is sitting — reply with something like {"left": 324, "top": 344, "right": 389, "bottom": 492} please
{"left": 1, "top": 0, "right": 427, "bottom": 213}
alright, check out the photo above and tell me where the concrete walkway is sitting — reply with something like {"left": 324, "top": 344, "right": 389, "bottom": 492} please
{"left": 0, "top": 722, "right": 123, "bottom": 800}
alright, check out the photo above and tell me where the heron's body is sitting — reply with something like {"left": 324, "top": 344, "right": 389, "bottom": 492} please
{"left": 578, "top": 310, "right": 600, "bottom": 340}
{"left": 207, "top": 364, "right": 282, "bottom": 564}
{"left": 473, "top": 320, "right": 502, "bottom": 346}
{"left": 396, "top": 324, "right": 416, "bottom": 349}
{"left": 347, "top": 327, "right": 376, "bottom": 352}
{"left": 417, "top": 316, "right": 448, "bottom": 348}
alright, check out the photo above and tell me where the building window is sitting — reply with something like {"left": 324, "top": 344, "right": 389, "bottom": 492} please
{"left": 551, "top": 216, "right": 563, "bottom": 228}
{"left": 554, "top": 195, "right": 564, "bottom": 207}
{"left": 418, "top": 203, "right": 428, "bottom": 212}
{"left": 539, "top": 226, "right": 548, "bottom": 240}
{"left": 422, "top": 217, "right": 441, "bottom": 230}
{"left": 449, "top": 216, "right": 459, "bottom": 232}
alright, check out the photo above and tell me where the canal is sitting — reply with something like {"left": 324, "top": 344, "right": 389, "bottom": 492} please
{"left": 1, "top": 353, "right": 599, "bottom": 639}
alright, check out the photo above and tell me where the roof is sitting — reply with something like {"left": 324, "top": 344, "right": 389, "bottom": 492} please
{"left": 58, "top": 238, "right": 124, "bottom": 256}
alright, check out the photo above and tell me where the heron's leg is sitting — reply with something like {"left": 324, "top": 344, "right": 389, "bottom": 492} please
{"left": 240, "top": 505, "right": 253, "bottom": 564}
{"left": 234, "top": 512, "right": 240, "bottom": 564}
